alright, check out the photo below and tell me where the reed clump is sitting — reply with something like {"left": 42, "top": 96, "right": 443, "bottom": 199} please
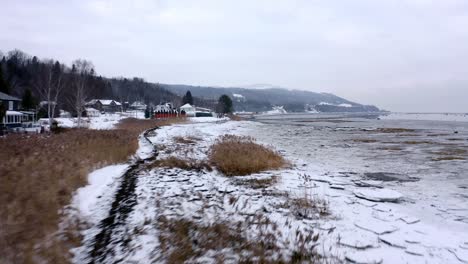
{"left": 209, "top": 135, "right": 287, "bottom": 176}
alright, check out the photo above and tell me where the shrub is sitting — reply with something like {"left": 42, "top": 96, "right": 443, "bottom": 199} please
{"left": 209, "top": 135, "right": 287, "bottom": 176}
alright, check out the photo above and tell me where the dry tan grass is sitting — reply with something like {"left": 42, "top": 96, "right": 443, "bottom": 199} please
{"left": 156, "top": 215, "right": 322, "bottom": 263}
{"left": 402, "top": 140, "right": 432, "bottom": 145}
{"left": 234, "top": 176, "right": 278, "bottom": 189}
{"left": 375, "top": 128, "right": 416, "bottom": 133}
{"left": 282, "top": 195, "right": 330, "bottom": 220}
{"left": 173, "top": 136, "right": 201, "bottom": 144}
{"left": 148, "top": 156, "right": 212, "bottom": 172}
{"left": 431, "top": 148, "right": 467, "bottom": 156}
{"left": 427, "top": 133, "right": 450, "bottom": 137}
{"left": 0, "top": 117, "right": 185, "bottom": 264}
{"left": 227, "top": 114, "right": 244, "bottom": 121}
{"left": 351, "top": 138, "right": 378, "bottom": 143}
{"left": 377, "top": 146, "right": 404, "bottom": 151}
{"left": 209, "top": 135, "right": 287, "bottom": 176}
{"left": 432, "top": 156, "right": 466, "bottom": 161}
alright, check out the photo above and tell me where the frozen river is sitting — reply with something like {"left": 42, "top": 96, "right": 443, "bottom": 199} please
{"left": 249, "top": 113, "right": 468, "bottom": 263}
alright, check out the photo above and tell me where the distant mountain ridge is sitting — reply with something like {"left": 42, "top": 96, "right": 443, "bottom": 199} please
{"left": 161, "top": 84, "right": 380, "bottom": 113}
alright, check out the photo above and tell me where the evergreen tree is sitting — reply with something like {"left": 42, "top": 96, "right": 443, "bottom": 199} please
{"left": 144, "top": 105, "right": 150, "bottom": 119}
{"left": 0, "top": 67, "right": 9, "bottom": 94}
{"left": 21, "top": 88, "right": 35, "bottom": 110}
{"left": 0, "top": 102, "right": 5, "bottom": 124}
{"left": 182, "top": 90, "right": 193, "bottom": 105}
{"left": 217, "top": 94, "right": 233, "bottom": 114}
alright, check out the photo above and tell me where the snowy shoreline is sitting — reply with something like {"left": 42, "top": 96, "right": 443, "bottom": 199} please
{"left": 68, "top": 117, "right": 468, "bottom": 263}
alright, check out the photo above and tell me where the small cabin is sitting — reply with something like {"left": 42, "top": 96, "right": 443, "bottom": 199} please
{"left": 155, "top": 103, "right": 174, "bottom": 112}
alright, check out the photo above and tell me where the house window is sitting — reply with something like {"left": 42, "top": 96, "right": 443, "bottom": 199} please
{"left": 9, "top": 101, "right": 13, "bottom": 110}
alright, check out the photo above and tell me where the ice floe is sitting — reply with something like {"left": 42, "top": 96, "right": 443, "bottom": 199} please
{"left": 353, "top": 188, "right": 403, "bottom": 202}
{"left": 355, "top": 220, "right": 399, "bottom": 235}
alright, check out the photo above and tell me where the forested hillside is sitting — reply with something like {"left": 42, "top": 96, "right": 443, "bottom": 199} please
{"left": 162, "top": 84, "right": 380, "bottom": 113}
{"left": 0, "top": 49, "right": 181, "bottom": 116}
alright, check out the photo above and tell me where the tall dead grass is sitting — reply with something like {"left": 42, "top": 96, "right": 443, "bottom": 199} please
{"left": 156, "top": 215, "right": 322, "bottom": 263}
{"left": 148, "top": 156, "right": 212, "bottom": 172}
{"left": 0, "top": 117, "right": 185, "bottom": 264}
{"left": 209, "top": 135, "right": 287, "bottom": 176}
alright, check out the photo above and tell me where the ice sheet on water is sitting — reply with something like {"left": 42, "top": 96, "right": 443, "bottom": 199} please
{"left": 448, "top": 248, "right": 468, "bottom": 263}
{"left": 354, "top": 220, "right": 399, "bottom": 235}
{"left": 379, "top": 233, "right": 407, "bottom": 249}
{"left": 405, "top": 244, "right": 426, "bottom": 256}
{"left": 345, "top": 251, "right": 383, "bottom": 264}
{"left": 339, "top": 231, "right": 379, "bottom": 249}
{"left": 353, "top": 188, "right": 403, "bottom": 202}
{"left": 399, "top": 216, "right": 420, "bottom": 224}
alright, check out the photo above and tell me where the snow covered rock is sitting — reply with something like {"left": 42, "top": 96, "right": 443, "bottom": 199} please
{"left": 353, "top": 188, "right": 403, "bottom": 202}
{"left": 330, "top": 184, "right": 345, "bottom": 190}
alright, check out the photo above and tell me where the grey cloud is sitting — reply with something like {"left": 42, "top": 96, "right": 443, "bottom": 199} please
{"left": 1, "top": 0, "right": 468, "bottom": 112}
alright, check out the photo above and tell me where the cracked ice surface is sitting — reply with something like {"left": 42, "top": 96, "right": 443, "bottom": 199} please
{"left": 248, "top": 114, "right": 468, "bottom": 263}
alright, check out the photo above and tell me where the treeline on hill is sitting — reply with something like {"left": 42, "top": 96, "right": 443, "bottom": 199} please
{"left": 0, "top": 49, "right": 181, "bottom": 118}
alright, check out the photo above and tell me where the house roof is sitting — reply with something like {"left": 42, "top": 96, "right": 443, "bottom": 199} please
{"left": 0, "top": 91, "right": 21, "bottom": 101}
{"left": 196, "top": 107, "right": 212, "bottom": 112}
{"left": 87, "top": 99, "right": 122, "bottom": 106}
{"left": 6, "top": 110, "right": 24, "bottom": 116}
{"left": 131, "top": 101, "right": 146, "bottom": 107}
{"left": 180, "top": 103, "right": 194, "bottom": 109}
{"left": 99, "top": 100, "right": 114, "bottom": 105}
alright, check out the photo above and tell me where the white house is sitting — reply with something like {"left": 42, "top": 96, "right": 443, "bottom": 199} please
{"left": 180, "top": 103, "right": 196, "bottom": 116}
{"left": 130, "top": 101, "right": 147, "bottom": 111}
{"left": 85, "top": 107, "right": 100, "bottom": 117}
{"left": 1, "top": 91, "right": 27, "bottom": 128}
{"left": 155, "top": 103, "right": 174, "bottom": 112}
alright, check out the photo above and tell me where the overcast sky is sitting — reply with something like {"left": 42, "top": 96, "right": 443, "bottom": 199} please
{"left": 1, "top": 0, "right": 468, "bottom": 112}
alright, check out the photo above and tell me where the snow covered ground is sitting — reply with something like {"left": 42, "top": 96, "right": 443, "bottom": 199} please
{"left": 42, "top": 111, "right": 145, "bottom": 130}
{"left": 69, "top": 115, "right": 468, "bottom": 263}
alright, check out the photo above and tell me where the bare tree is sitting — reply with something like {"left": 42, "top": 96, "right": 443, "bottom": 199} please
{"left": 33, "top": 60, "right": 66, "bottom": 126}
{"left": 51, "top": 61, "right": 65, "bottom": 121}
{"left": 70, "top": 59, "right": 93, "bottom": 127}
{"left": 33, "top": 60, "right": 54, "bottom": 126}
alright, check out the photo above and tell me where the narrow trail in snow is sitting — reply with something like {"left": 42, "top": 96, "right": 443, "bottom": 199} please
{"left": 87, "top": 128, "right": 158, "bottom": 264}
